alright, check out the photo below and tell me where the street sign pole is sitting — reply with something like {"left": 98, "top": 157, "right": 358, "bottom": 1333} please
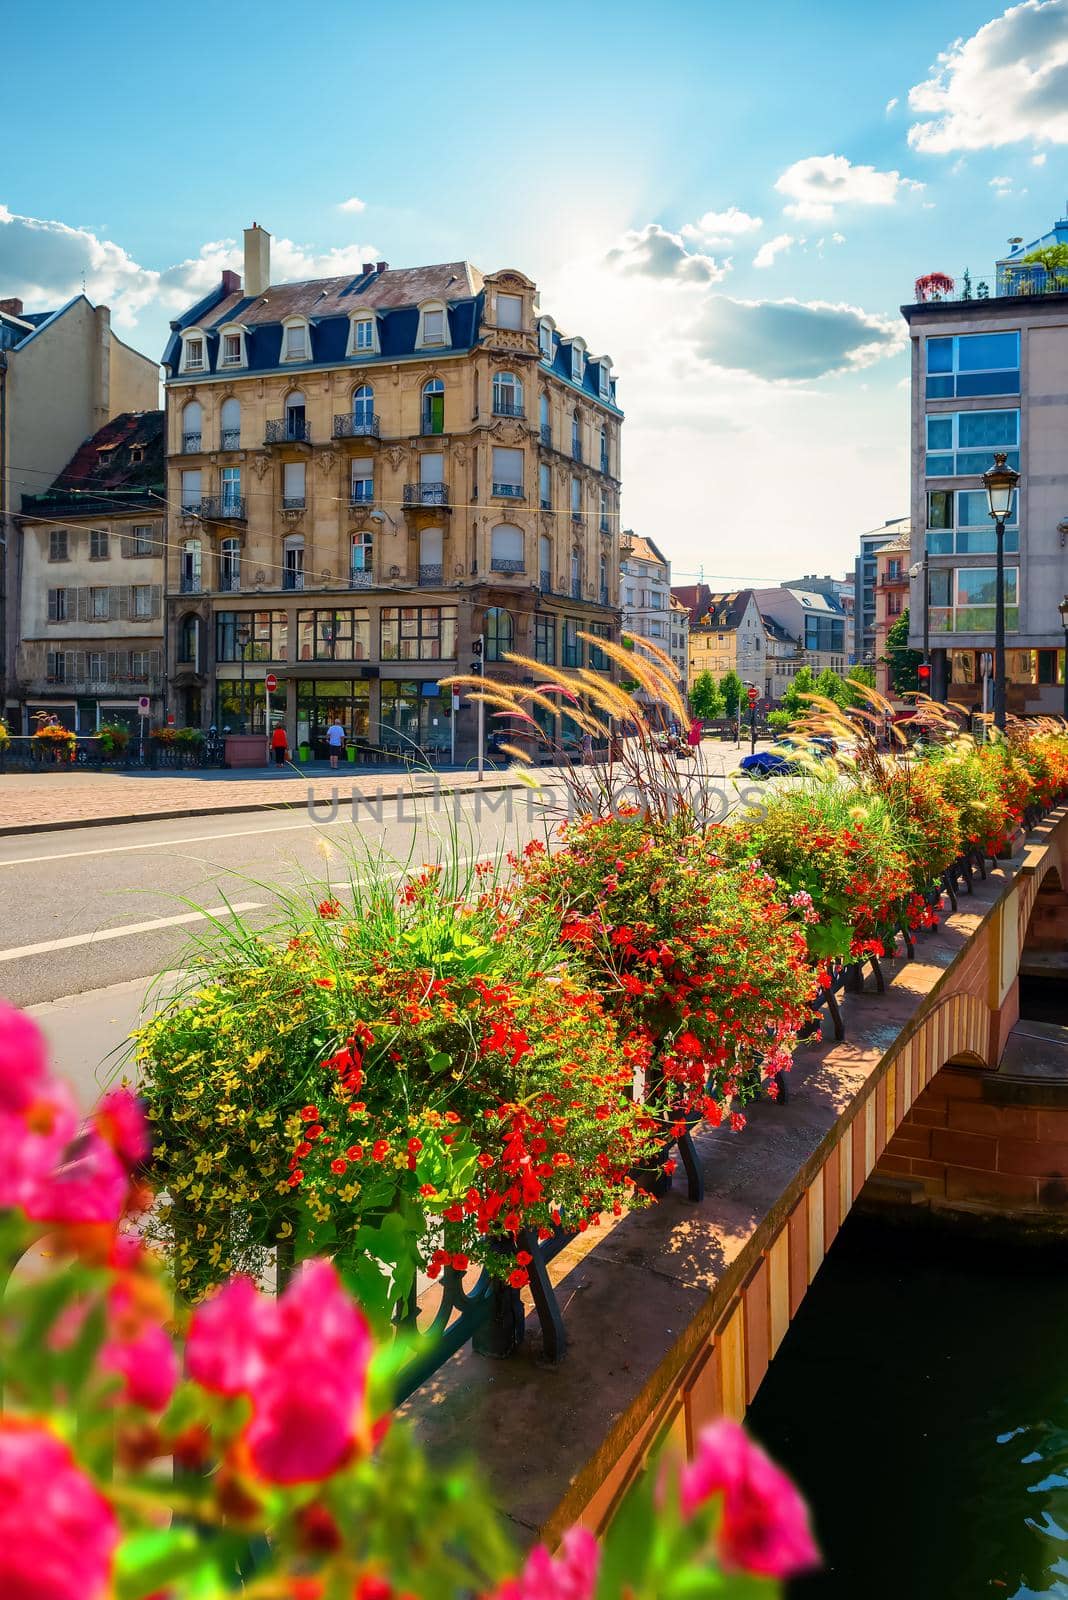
{"left": 264, "top": 673, "right": 278, "bottom": 764}
{"left": 477, "top": 634, "right": 485, "bottom": 783}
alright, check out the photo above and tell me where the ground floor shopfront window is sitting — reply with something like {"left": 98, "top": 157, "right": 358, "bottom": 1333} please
{"left": 379, "top": 680, "right": 452, "bottom": 756}
{"left": 295, "top": 680, "right": 371, "bottom": 756}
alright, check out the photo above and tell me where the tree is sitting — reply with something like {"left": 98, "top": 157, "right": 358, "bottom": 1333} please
{"left": 690, "top": 671, "right": 723, "bottom": 721}
{"left": 882, "top": 608, "right": 923, "bottom": 696}
{"left": 844, "top": 664, "right": 876, "bottom": 707}
{"left": 781, "top": 666, "right": 817, "bottom": 718}
{"left": 719, "top": 670, "right": 743, "bottom": 720}
{"left": 814, "top": 667, "right": 849, "bottom": 708}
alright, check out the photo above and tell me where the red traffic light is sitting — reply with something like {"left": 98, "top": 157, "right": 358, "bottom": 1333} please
{"left": 917, "top": 663, "right": 932, "bottom": 682}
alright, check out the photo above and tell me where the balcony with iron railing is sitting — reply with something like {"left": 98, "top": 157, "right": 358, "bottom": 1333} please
{"left": 539, "top": 568, "right": 552, "bottom": 591}
{"left": 912, "top": 264, "right": 1068, "bottom": 306}
{"left": 350, "top": 567, "right": 373, "bottom": 589}
{"left": 404, "top": 483, "right": 450, "bottom": 507}
{"left": 179, "top": 574, "right": 201, "bottom": 594}
{"left": 418, "top": 563, "right": 443, "bottom": 586}
{"left": 600, "top": 450, "right": 610, "bottom": 474}
{"left": 571, "top": 578, "right": 583, "bottom": 600}
{"left": 265, "top": 418, "right": 311, "bottom": 445}
{"left": 571, "top": 512, "right": 585, "bottom": 527}
{"left": 572, "top": 439, "right": 583, "bottom": 463}
{"left": 492, "top": 482, "right": 525, "bottom": 500}
{"left": 198, "top": 495, "right": 247, "bottom": 520}
{"left": 491, "top": 558, "right": 525, "bottom": 574}
{"left": 420, "top": 411, "right": 445, "bottom": 437}
{"left": 333, "top": 413, "right": 381, "bottom": 440}
{"left": 220, "top": 429, "right": 241, "bottom": 451}
{"left": 350, "top": 487, "right": 375, "bottom": 507}
{"left": 180, "top": 432, "right": 202, "bottom": 453}
{"left": 282, "top": 569, "right": 305, "bottom": 592}
{"left": 600, "top": 585, "right": 610, "bottom": 604}
{"left": 282, "top": 496, "right": 306, "bottom": 511}
{"left": 218, "top": 570, "right": 242, "bottom": 593}
{"left": 492, "top": 399, "right": 525, "bottom": 418}
{"left": 539, "top": 423, "right": 552, "bottom": 448}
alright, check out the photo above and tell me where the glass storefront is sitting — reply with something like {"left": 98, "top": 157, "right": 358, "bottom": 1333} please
{"left": 295, "top": 680, "right": 370, "bottom": 756}
{"left": 379, "top": 680, "right": 452, "bottom": 756}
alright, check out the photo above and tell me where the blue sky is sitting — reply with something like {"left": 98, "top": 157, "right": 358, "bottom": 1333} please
{"left": 3, "top": 0, "right": 1067, "bottom": 585}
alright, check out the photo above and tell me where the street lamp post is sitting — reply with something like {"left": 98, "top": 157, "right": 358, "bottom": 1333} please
{"left": 236, "top": 623, "right": 252, "bottom": 734}
{"left": 909, "top": 552, "right": 931, "bottom": 682}
{"left": 982, "top": 452, "right": 1020, "bottom": 732}
{"left": 1059, "top": 597, "right": 1068, "bottom": 722}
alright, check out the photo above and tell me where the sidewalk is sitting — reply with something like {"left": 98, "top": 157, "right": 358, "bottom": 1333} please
{"left": 0, "top": 761, "right": 533, "bottom": 836}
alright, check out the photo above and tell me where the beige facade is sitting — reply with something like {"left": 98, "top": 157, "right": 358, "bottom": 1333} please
{"left": 1, "top": 295, "right": 159, "bottom": 710}
{"left": 163, "top": 237, "right": 622, "bottom": 757}
{"left": 872, "top": 529, "right": 910, "bottom": 698}
{"left": 673, "top": 588, "right": 767, "bottom": 693}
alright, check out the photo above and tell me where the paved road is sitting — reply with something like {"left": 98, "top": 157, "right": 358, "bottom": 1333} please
{"left": 7, "top": 741, "right": 762, "bottom": 1092}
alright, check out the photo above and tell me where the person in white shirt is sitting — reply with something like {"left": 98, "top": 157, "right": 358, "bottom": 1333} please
{"left": 325, "top": 719, "right": 346, "bottom": 769}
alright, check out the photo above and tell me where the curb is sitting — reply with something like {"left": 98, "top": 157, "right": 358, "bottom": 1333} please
{"left": 0, "top": 775, "right": 533, "bottom": 840}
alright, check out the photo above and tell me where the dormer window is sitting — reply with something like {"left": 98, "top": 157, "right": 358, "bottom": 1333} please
{"left": 216, "top": 327, "right": 243, "bottom": 369}
{"left": 347, "top": 313, "right": 379, "bottom": 357}
{"left": 497, "top": 292, "right": 522, "bottom": 330}
{"left": 180, "top": 331, "right": 206, "bottom": 374}
{"left": 281, "top": 317, "right": 311, "bottom": 362}
{"left": 570, "top": 340, "right": 586, "bottom": 384}
{"left": 538, "top": 319, "right": 554, "bottom": 361}
{"left": 417, "top": 303, "right": 450, "bottom": 350}
{"left": 598, "top": 360, "right": 611, "bottom": 400}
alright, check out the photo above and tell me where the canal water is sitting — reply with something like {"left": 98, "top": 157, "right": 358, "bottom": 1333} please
{"left": 748, "top": 1210, "right": 1068, "bottom": 1598}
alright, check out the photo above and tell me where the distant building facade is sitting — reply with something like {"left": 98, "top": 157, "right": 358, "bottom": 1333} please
{"left": 872, "top": 528, "right": 911, "bottom": 698}
{"left": 753, "top": 585, "right": 849, "bottom": 680}
{"left": 620, "top": 530, "right": 675, "bottom": 663}
{"left": 1, "top": 294, "right": 159, "bottom": 718}
{"left": 854, "top": 519, "right": 908, "bottom": 669}
{"left": 672, "top": 586, "right": 767, "bottom": 694}
{"left": 162, "top": 227, "right": 622, "bottom": 758}
{"left": 903, "top": 215, "right": 1068, "bottom": 716}
{"left": 668, "top": 595, "right": 690, "bottom": 687}
{"left": 13, "top": 413, "right": 165, "bottom": 732}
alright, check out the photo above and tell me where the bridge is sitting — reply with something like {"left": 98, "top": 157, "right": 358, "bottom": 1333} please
{"left": 405, "top": 806, "right": 1068, "bottom": 1545}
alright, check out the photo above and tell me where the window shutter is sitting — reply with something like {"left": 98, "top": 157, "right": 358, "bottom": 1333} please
{"left": 116, "top": 586, "right": 131, "bottom": 621}
{"left": 65, "top": 649, "right": 78, "bottom": 683}
{"left": 75, "top": 587, "right": 89, "bottom": 622}
{"left": 150, "top": 584, "right": 162, "bottom": 619}
{"left": 47, "top": 589, "right": 58, "bottom": 622}
{"left": 150, "top": 650, "right": 162, "bottom": 681}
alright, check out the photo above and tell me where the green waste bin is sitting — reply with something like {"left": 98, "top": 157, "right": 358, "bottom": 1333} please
{"left": 298, "top": 743, "right": 310, "bottom": 763}
{"left": 346, "top": 746, "right": 357, "bottom": 763}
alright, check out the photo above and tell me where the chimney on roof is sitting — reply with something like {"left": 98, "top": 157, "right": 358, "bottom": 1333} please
{"left": 221, "top": 269, "right": 241, "bottom": 295}
{"left": 376, "top": 261, "right": 388, "bottom": 274}
{"left": 0, "top": 297, "right": 24, "bottom": 317}
{"left": 361, "top": 262, "right": 375, "bottom": 276}
{"left": 244, "top": 223, "right": 271, "bottom": 299}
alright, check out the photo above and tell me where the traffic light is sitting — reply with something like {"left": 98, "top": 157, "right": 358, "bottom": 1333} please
{"left": 917, "top": 662, "right": 932, "bottom": 687}
{"left": 470, "top": 635, "right": 484, "bottom": 676}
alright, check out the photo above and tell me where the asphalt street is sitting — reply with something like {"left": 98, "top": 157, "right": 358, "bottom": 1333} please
{"left": 5, "top": 741, "right": 761, "bottom": 1095}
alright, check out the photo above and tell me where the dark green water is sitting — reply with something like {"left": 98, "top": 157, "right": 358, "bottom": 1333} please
{"left": 747, "top": 1212, "right": 1068, "bottom": 1599}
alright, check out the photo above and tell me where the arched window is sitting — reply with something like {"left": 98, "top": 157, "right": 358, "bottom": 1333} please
{"left": 418, "top": 527, "right": 443, "bottom": 586}
{"left": 181, "top": 401, "right": 202, "bottom": 452}
{"left": 571, "top": 547, "right": 582, "bottom": 599}
{"left": 485, "top": 606, "right": 514, "bottom": 663}
{"left": 220, "top": 398, "right": 240, "bottom": 450}
{"left": 284, "top": 391, "right": 306, "bottom": 441}
{"left": 539, "top": 391, "right": 550, "bottom": 441}
{"left": 352, "top": 384, "right": 375, "bottom": 433}
{"left": 181, "top": 538, "right": 201, "bottom": 594}
{"left": 571, "top": 409, "right": 583, "bottom": 462}
{"left": 219, "top": 537, "right": 241, "bottom": 592}
{"left": 493, "top": 371, "right": 523, "bottom": 417}
{"left": 178, "top": 614, "right": 200, "bottom": 668}
{"left": 599, "top": 424, "right": 609, "bottom": 473}
{"left": 421, "top": 378, "right": 444, "bottom": 435}
{"left": 539, "top": 534, "right": 552, "bottom": 589}
{"left": 351, "top": 531, "right": 373, "bottom": 589}
{"left": 491, "top": 523, "right": 525, "bottom": 573}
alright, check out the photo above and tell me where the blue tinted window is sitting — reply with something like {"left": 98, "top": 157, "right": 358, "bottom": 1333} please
{"left": 958, "top": 489, "right": 1016, "bottom": 526}
{"left": 958, "top": 410, "right": 1018, "bottom": 448}
{"left": 927, "top": 417, "right": 953, "bottom": 450}
{"left": 927, "top": 338, "right": 953, "bottom": 372}
{"left": 926, "top": 530, "right": 953, "bottom": 554}
{"left": 956, "top": 332, "right": 1019, "bottom": 371}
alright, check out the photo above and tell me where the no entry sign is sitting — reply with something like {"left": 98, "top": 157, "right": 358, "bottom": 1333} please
{"left": 265, "top": 673, "right": 278, "bottom": 693}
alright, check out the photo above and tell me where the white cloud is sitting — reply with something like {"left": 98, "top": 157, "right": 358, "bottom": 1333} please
{"left": 0, "top": 206, "right": 380, "bottom": 338}
{"left": 990, "top": 174, "right": 1013, "bottom": 188}
{"left": 886, "top": 96, "right": 899, "bottom": 112}
{"left": 908, "top": 0, "right": 1068, "bottom": 152}
{"left": 832, "top": 231, "right": 846, "bottom": 244}
{"left": 753, "top": 233, "right": 795, "bottom": 269}
{"left": 681, "top": 206, "right": 763, "bottom": 246}
{"left": 693, "top": 294, "right": 905, "bottom": 381}
{"left": 605, "top": 223, "right": 730, "bottom": 284}
{"left": 775, "top": 154, "right": 923, "bottom": 219}
{"left": 338, "top": 196, "right": 366, "bottom": 213}
{"left": 1033, "top": 151, "right": 1048, "bottom": 163}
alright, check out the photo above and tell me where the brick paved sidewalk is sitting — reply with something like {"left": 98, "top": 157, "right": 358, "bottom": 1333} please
{"left": 0, "top": 762, "right": 536, "bottom": 835}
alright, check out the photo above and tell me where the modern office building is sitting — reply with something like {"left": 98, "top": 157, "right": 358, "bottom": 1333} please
{"left": 161, "top": 226, "right": 622, "bottom": 759}
{"left": 902, "top": 216, "right": 1068, "bottom": 714}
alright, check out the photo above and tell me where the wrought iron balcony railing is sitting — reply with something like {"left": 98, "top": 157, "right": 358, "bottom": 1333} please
{"left": 600, "top": 585, "right": 610, "bottom": 604}
{"left": 334, "top": 413, "right": 381, "bottom": 439}
{"left": 571, "top": 579, "right": 583, "bottom": 600}
{"left": 350, "top": 568, "right": 373, "bottom": 589}
{"left": 181, "top": 432, "right": 202, "bottom": 453}
{"left": 179, "top": 575, "right": 201, "bottom": 594}
{"left": 404, "top": 483, "right": 449, "bottom": 506}
{"left": 539, "top": 423, "right": 552, "bottom": 447}
{"left": 265, "top": 418, "right": 311, "bottom": 444}
{"left": 571, "top": 512, "right": 585, "bottom": 527}
{"left": 572, "top": 440, "right": 583, "bottom": 462}
{"left": 218, "top": 571, "right": 242, "bottom": 593}
{"left": 492, "top": 482, "right": 525, "bottom": 499}
{"left": 220, "top": 429, "right": 241, "bottom": 450}
{"left": 540, "top": 569, "right": 552, "bottom": 591}
{"left": 418, "top": 563, "right": 443, "bottom": 585}
{"left": 199, "top": 495, "right": 247, "bottom": 520}
{"left": 282, "top": 570, "right": 305, "bottom": 591}
{"left": 491, "top": 558, "right": 525, "bottom": 573}
{"left": 600, "top": 450, "right": 610, "bottom": 474}
{"left": 350, "top": 488, "right": 375, "bottom": 506}
{"left": 282, "top": 496, "right": 306, "bottom": 511}
{"left": 492, "top": 400, "right": 525, "bottom": 418}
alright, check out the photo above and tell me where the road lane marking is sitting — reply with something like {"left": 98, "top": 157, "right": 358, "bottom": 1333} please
{"left": 0, "top": 902, "right": 265, "bottom": 963}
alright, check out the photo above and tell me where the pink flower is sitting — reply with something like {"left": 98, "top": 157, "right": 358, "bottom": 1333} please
{"left": 0, "top": 1419, "right": 119, "bottom": 1599}
{"left": 680, "top": 1419, "right": 819, "bottom": 1578}
{"left": 0, "top": 1003, "right": 49, "bottom": 1113}
{"left": 187, "top": 1260, "right": 373, "bottom": 1485}
{"left": 93, "top": 1087, "right": 149, "bottom": 1169}
{"left": 100, "top": 1284, "right": 178, "bottom": 1411}
{"left": 489, "top": 1526, "right": 599, "bottom": 1600}
{"left": 26, "top": 1125, "right": 129, "bottom": 1226}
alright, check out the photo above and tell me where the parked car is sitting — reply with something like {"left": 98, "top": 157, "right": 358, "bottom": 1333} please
{"left": 738, "top": 737, "right": 838, "bottom": 780}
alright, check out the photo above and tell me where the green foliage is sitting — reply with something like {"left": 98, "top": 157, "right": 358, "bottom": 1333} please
{"left": 690, "top": 671, "right": 724, "bottom": 721}
{"left": 1021, "top": 243, "right": 1068, "bottom": 277}
{"left": 767, "top": 709, "right": 791, "bottom": 733}
{"left": 845, "top": 665, "right": 875, "bottom": 705}
{"left": 719, "top": 670, "right": 744, "bottom": 719}
{"left": 780, "top": 667, "right": 816, "bottom": 717}
{"left": 883, "top": 608, "right": 922, "bottom": 696}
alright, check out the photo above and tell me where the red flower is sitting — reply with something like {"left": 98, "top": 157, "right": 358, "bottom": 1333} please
{"left": 508, "top": 1267, "right": 529, "bottom": 1288}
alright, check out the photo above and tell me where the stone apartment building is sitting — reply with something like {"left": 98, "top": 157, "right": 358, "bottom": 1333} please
{"left": 12, "top": 412, "right": 165, "bottom": 732}
{"left": 672, "top": 586, "right": 767, "bottom": 696}
{"left": 620, "top": 530, "right": 672, "bottom": 647}
{"left": 162, "top": 226, "right": 622, "bottom": 759}
{"left": 0, "top": 294, "right": 159, "bottom": 716}
{"left": 902, "top": 213, "right": 1068, "bottom": 715}
{"left": 668, "top": 595, "right": 689, "bottom": 686}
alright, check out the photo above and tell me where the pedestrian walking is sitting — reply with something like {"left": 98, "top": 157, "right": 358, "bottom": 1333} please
{"left": 326, "top": 718, "right": 346, "bottom": 769}
{"left": 270, "top": 724, "right": 288, "bottom": 767}
{"left": 581, "top": 731, "right": 594, "bottom": 765}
